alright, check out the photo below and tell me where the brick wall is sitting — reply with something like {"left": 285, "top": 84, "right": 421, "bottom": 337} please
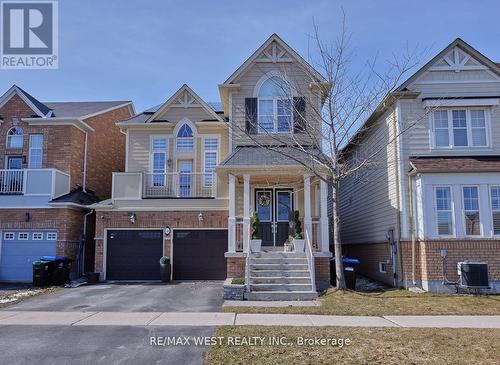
{"left": 227, "top": 257, "right": 245, "bottom": 277}
{"left": 400, "top": 240, "right": 500, "bottom": 284}
{"left": 84, "top": 105, "right": 131, "bottom": 199}
{"left": 0, "top": 208, "right": 85, "bottom": 260}
{"left": 343, "top": 243, "right": 394, "bottom": 285}
{"left": 94, "top": 210, "right": 228, "bottom": 273}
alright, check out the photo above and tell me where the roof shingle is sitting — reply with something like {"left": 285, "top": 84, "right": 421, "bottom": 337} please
{"left": 409, "top": 156, "right": 500, "bottom": 173}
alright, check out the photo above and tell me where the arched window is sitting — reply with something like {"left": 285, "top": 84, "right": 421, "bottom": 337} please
{"left": 7, "top": 127, "right": 24, "bottom": 149}
{"left": 258, "top": 76, "right": 293, "bottom": 133}
{"left": 176, "top": 123, "right": 194, "bottom": 151}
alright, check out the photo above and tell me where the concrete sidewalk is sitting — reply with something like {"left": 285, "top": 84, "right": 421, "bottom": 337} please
{"left": 1, "top": 311, "right": 500, "bottom": 328}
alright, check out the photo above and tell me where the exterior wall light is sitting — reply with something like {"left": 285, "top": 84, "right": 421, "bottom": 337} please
{"left": 129, "top": 212, "right": 136, "bottom": 224}
{"left": 198, "top": 212, "right": 204, "bottom": 222}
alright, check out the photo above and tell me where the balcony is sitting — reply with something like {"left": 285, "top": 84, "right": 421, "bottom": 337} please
{"left": 0, "top": 169, "right": 70, "bottom": 207}
{"left": 112, "top": 172, "right": 216, "bottom": 200}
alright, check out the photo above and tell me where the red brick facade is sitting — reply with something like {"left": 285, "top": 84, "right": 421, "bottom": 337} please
{"left": 0, "top": 208, "right": 85, "bottom": 260}
{"left": 227, "top": 257, "right": 245, "bottom": 277}
{"left": 94, "top": 210, "right": 228, "bottom": 274}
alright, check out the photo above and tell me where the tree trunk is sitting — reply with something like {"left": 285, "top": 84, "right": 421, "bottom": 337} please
{"left": 331, "top": 179, "right": 346, "bottom": 289}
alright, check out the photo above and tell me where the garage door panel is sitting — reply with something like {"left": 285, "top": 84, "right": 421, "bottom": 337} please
{"left": 106, "top": 230, "right": 163, "bottom": 280}
{"left": 173, "top": 230, "right": 227, "bottom": 280}
{"left": 0, "top": 231, "right": 57, "bottom": 282}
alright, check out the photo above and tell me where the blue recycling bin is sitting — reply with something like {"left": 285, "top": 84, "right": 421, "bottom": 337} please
{"left": 330, "top": 257, "right": 360, "bottom": 290}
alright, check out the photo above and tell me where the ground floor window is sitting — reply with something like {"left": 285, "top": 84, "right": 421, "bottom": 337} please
{"left": 491, "top": 186, "right": 500, "bottom": 235}
{"left": 463, "top": 186, "right": 480, "bottom": 236}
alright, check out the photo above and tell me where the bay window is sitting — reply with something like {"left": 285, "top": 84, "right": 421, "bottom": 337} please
{"left": 432, "top": 109, "right": 488, "bottom": 148}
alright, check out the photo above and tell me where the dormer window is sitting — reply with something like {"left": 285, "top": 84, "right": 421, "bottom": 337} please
{"left": 7, "top": 127, "right": 24, "bottom": 149}
{"left": 257, "top": 76, "right": 293, "bottom": 133}
{"left": 176, "top": 123, "right": 194, "bottom": 151}
{"left": 432, "top": 109, "right": 488, "bottom": 148}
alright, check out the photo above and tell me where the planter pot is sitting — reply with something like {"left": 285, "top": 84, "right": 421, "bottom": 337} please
{"left": 250, "top": 239, "right": 262, "bottom": 253}
{"left": 160, "top": 263, "right": 171, "bottom": 282}
{"left": 293, "top": 239, "right": 306, "bottom": 252}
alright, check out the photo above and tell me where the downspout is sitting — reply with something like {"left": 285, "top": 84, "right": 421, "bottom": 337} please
{"left": 392, "top": 102, "right": 404, "bottom": 288}
{"left": 82, "top": 130, "right": 88, "bottom": 192}
{"left": 408, "top": 170, "right": 417, "bottom": 286}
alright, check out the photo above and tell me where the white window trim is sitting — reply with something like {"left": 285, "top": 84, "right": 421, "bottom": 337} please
{"left": 6, "top": 127, "right": 24, "bottom": 149}
{"left": 257, "top": 97, "right": 294, "bottom": 134}
{"left": 430, "top": 108, "right": 491, "bottom": 150}
{"left": 490, "top": 185, "right": 500, "bottom": 237}
{"left": 47, "top": 232, "right": 57, "bottom": 240}
{"left": 462, "top": 185, "right": 482, "bottom": 237}
{"left": 202, "top": 136, "right": 219, "bottom": 188}
{"left": 149, "top": 135, "right": 169, "bottom": 187}
{"left": 28, "top": 134, "right": 44, "bottom": 169}
{"left": 18, "top": 232, "right": 29, "bottom": 240}
{"left": 32, "top": 232, "right": 43, "bottom": 240}
{"left": 4, "top": 232, "right": 15, "bottom": 240}
{"left": 174, "top": 119, "right": 196, "bottom": 152}
{"left": 434, "top": 185, "right": 456, "bottom": 237}
{"left": 379, "top": 262, "right": 387, "bottom": 273}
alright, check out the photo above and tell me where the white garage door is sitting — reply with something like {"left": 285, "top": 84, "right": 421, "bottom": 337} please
{"left": 0, "top": 230, "right": 57, "bottom": 282}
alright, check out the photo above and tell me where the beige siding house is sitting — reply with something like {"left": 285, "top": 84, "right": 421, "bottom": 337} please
{"left": 92, "top": 34, "right": 333, "bottom": 300}
{"left": 340, "top": 38, "right": 500, "bottom": 293}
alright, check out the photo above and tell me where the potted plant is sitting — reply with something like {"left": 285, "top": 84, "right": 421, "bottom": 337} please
{"left": 159, "top": 256, "right": 171, "bottom": 282}
{"left": 249, "top": 212, "right": 262, "bottom": 253}
{"left": 291, "top": 210, "right": 305, "bottom": 252}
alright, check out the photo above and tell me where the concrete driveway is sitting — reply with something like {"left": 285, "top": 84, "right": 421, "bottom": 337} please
{"left": 4, "top": 281, "right": 224, "bottom": 312}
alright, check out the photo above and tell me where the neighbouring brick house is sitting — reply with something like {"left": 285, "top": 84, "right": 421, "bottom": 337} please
{"left": 92, "top": 34, "right": 332, "bottom": 300}
{"left": 339, "top": 38, "right": 500, "bottom": 293}
{"left": 0, "top": 85, "right": 133, "bottom": 281}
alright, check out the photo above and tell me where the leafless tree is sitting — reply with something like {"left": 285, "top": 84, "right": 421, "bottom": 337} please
{"left": 229, "top": 16, "right": 432, "bottom": 289}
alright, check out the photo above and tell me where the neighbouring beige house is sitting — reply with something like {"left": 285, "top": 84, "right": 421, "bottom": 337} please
{"left": 92, "top": 34, "right": 332, "bottom": 300}
{"left": 340, "top": 38, "right": 500, "bottom": 293}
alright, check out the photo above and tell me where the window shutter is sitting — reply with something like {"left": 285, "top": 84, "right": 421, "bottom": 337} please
{"left": 293, "top": 97, "right": 306, "bottom": 133}
{"left": 245, "top": 98, "right": 257, "bottom": 134}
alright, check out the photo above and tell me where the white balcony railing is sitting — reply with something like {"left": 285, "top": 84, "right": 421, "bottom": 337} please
{"left": 0, "top": 169, "right": 70, "bottom": 200}
{"left": 0, "top": 169, "right": 24, "bottom": 194}
{"left": 143, "top": 172, "right": 216, "bottom": 198}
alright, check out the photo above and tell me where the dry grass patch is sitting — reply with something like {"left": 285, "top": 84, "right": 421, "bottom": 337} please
{"left": 206, "top": 326, "right": 500, "bottom": 365}
{"left": 0, "top": 286, "right": 60, "bottom": 309}
{"left": 223, "top": 289, "right": 500, "bottom": 316}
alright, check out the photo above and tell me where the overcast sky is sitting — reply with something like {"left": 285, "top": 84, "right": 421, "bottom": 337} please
{"left": 1, "top": 0, "right": 499, "bottom": 111}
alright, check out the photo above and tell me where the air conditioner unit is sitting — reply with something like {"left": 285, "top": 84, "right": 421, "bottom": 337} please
{"left": 457, "top": 261, "right": 489, "bottom": 288}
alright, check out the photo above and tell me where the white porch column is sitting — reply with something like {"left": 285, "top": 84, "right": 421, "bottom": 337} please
{"left": 303, "top": 175, "right": 312, "bottom": 243}
{"left": 320, "top": 179, "right": 330, "bottom": 253}
{"left": 243, "top": 174, "right": 250, "bottom": 252}
{"left": 228, "top": 174, "right": 236, "bottom": 253}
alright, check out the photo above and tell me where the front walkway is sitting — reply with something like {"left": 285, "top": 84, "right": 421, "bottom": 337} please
{"left": 1, "top": 311, "right": 499, "bottom": 328}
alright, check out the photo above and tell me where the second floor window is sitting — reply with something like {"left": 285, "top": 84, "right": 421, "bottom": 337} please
{"left": 176, "top": 124, "right": 194, "bottom": 151}
{"left": 7, "top": 127, "right": 24, "bottom": 149}
{"left": 258, "top": 76, "right": 293, "bottom": 133}
{"left": 29, "top": 135, "right": 43, "bottom": 168}
{"left": 151, "top": 137, "right": 167, "bottom": 186}
{"left": 432, "top": 109, "right": 488, "bottom": 148}
{"left": 204, "top": 138, "right": 218, "bottom": 187}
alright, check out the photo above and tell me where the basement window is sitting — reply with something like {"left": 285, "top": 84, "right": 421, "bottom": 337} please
{"left": 379, "top": 262, "right": 387, "bottom": 273}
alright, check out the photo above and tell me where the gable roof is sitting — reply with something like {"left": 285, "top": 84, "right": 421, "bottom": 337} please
{"left": 222, "top": 33, "right": 327, "bottom": 85}
{"left": 396, "top": 38, "right": 500, "bottom": 92}
{"left": 146, "top": 84, "right": 224, "bottom": 122}
{"left": 44, "top": 101, "right": 132, "bottom": 119}
{"left": 0, "top": 85, "right": 52, "bottom": 117}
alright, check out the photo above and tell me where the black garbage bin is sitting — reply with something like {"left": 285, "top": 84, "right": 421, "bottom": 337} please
{"left": 62, "top": 258, "right": 73, "bottom": 284}
{"left": 41, "top": 256, "right": 66, "bottom": 285}
{"left": 33, "top": 260, "right": 53, "bottom": 287}
{"left": 330, "top": 257, "right": 360, "bottom": 290}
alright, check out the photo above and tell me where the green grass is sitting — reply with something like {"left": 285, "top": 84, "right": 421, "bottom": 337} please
{"left": 231, "top": 277, "right": 245, "bottom": 285}
{"left": 206, "top": 326, "right": 500, "bottom": 365}
{"left": 223, "top": 288, "right": 500, "bottom": 316}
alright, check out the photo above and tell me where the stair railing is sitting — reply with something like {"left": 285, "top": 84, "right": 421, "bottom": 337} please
{"left": 305, "top": 230, "right": 316, "bottom": 292}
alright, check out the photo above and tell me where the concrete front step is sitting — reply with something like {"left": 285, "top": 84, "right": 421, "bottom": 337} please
{"left": 251, "top": 277, "right": 312, "bottom": 284}
{"left": 250, "top": 257, "right": 308, "bottom": 265}
{"left": 250, "top": 283, "right": 313, "bottom": 291}
{"left": 245, "top": 291, "right": 318, "bottom": 301}
{"left": 251, "top": 263, "right": 309, "bottom": 271}
{"left": 252, "top": 252, "right": 306, "bottom": 258}
{"left": 251, "top": 270, "right": 311, "bottom": 278}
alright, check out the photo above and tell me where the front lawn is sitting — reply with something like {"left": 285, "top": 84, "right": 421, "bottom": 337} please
{"left": 206, "top": 326, "right": 500, "bottom": 365}
{"left": 0, "top": 286, "right": 59, "bottom": 309}
{"left": 223, "top": 288, "right": 500, "bottom": 316}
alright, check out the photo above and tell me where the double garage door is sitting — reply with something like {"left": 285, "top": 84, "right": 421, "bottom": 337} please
{"left": 106, "top": 229, "right": 227, "bottom": 281}
{"left": 0, "top": 230, "right": 57, "bottom": 282}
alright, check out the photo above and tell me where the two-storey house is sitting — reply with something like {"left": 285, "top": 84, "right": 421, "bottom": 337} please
{"left": 93, "top": 34, "right": 332, "bottom": 299}
{"left": 0, "top": 85, "right": 133, "bottom": 282}
{"left": 339, "top": 39, "right": 500, "bottom": 293}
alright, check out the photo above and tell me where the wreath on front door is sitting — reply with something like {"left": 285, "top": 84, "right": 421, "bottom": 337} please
{"left": 258, "top": 194, "right": 271, "bottom": 207}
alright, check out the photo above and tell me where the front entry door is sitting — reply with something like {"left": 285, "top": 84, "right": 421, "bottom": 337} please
{"left": 255, "top": 189, "right": 293, "bottom": 246}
